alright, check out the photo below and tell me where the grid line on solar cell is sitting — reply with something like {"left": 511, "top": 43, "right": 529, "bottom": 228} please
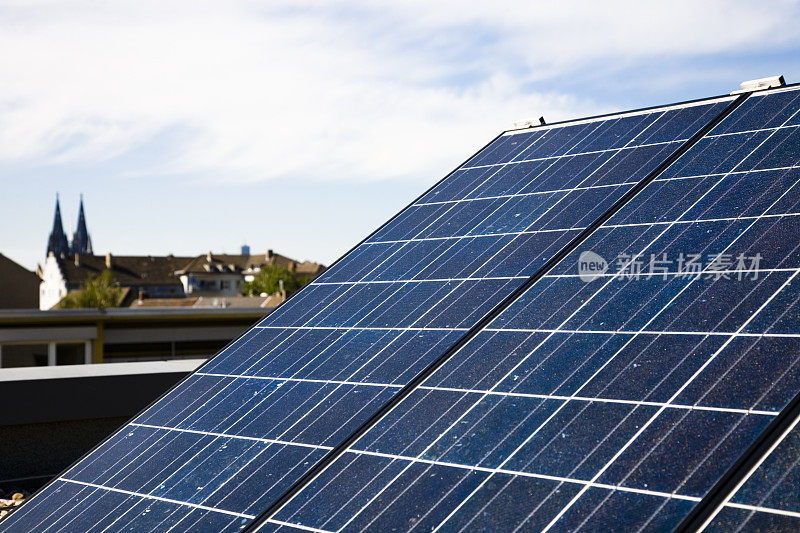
{"left": 361, "top": 204, "right": 800, "bottom": 245}
{"left": 298, "top": 265, "right": 797, "bottom": 285}
{"left": 253, "top": 326, "right": 469, "bottom": 331}
{"left": 484, "top": 327, "right": 800, "bottom": 337}
{"left": 458, "top": 139, "right": 686, "bottom": 170}
{"left": 6, "top": 481, "right": 249, "bottom": 533}
{"left": 414, "top": 162, "right": 800, "bottom": 208}
{"left": 130, "top": 423, "right": 335, "bottom": 451}
{"left": 245, "top": 324, "right": 800, "bottom": 337}
{"left": 60, "top": 479, "right": 256, "bottom": 520}
{"left": 725, "top": 502, "right": 800, "bottom": 519}
{"left": 140, "top": 384, "right": 783, "bottom": 421}
{"left": 361, "top": 166, "right": 626, "bottom": 242}
{"left": 257, "top": 89, "right": 800, "bottom": 533}
{"left": 416, "top": 181, "right": 638, "bottom": 206}
{"left": 196, "top": 372, "right": 406, "bottom": 389}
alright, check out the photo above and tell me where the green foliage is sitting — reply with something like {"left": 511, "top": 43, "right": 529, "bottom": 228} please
{"left": 242, "top": 265, "right": 309, "bottom": 297}
{"left": 59, "top": 270, "right": 124, "bottom": 309}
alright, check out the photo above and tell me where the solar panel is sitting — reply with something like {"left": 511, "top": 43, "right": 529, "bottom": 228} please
{"left": 256, "top": 86, "right": 800, "bottom": 532}
{"left": 706, "top": 413, "right": 800, "bottom": 530}
{"left": 1, "top": 96, "right": 736, "bottom": 532}
{"left": 9, "top": 87, "right": 800, "bottom": 533}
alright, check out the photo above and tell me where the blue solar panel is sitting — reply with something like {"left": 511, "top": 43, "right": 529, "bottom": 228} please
{"left": 261, "top": 87, "right": 800, "bottom": 532}
{"left": 1, "top": 96, "right": 736, "bottom": 532}
{"left": 706, "top": 415, "right": 800, "bottom": 530}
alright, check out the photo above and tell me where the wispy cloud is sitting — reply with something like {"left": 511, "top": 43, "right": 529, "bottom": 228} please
{"left": 1, "top": 0, "right": 798, "bottom": 184}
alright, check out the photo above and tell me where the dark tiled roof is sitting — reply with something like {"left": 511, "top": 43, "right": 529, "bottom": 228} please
{"left": 56, "top": 251, "right": 325, "bottom": 289}
{"left": 177, "top": 252, "right": 324, "bottom": 276}
{"left": 57, "top": 255, "right": 192, "bottom": 286}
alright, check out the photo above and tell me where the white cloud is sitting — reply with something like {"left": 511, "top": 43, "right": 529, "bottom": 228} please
{"left": 0, "top": 0, "right": 798, "bottom": 183}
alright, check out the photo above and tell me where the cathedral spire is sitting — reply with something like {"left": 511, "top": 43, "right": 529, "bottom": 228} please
{"left": 70, "top": 194, "right": 93, "bottom": 255}
{"left": 46, "top": 193, "right": 70, "bottom": 257}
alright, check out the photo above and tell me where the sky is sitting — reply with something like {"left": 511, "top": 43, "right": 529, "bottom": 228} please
{"left": 2, "top": 0, "right": 800, "bottom": 271}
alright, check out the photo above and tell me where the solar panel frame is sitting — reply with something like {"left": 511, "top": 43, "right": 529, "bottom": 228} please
{"left": 679, "top": 384, "right": 800, "bottom": 530}
{"left": 241, "top": 93, "right": 747, "bottom": 532}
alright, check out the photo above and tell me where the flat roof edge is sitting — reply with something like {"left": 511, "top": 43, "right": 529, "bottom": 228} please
{"left": 0, "top": 359, "right": 204, "bottom": 382}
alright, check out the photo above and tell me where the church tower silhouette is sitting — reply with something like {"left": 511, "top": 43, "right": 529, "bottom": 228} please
{"left": 46, "top": 194, "right": 70, "bottom": 257}
{"left": 46, "top": 194, "right": 93, "bottom": 257}
{"left": 70, "top": 194, "right": 93, "bottom": 255}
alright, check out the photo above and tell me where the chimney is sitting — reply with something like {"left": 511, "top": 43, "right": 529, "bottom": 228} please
{"left": 206, "top": 251, "right": 213, "bottom": 262}
{"left": 138, "top": 289, "right": 145, "bottom": 303}
{"left": 74, "top": 254, "right": 80, "bottom": 267}
{"left": 105, "top": 253, "right": 112, "bottom": 269}
{"left": 241, "top": 244, "right": 251, "bottom": 256}
{"left": 266, "top": 249, "right": 274, "bottom": 261}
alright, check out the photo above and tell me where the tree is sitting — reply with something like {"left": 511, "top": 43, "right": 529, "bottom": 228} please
{"left": 59, "top": 270, "right": 124, "bottom": 309}
{"left": 242, "top": 265, "right": 309, "bottom": 297}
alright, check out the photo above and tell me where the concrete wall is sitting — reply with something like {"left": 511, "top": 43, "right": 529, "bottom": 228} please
{"left": 0, "top": 360, "right": 202, "bottom": 493}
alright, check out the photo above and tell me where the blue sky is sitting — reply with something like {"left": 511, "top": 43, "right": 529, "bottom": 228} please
{"left": 2, "top": 0, "right": 800, "bottom": 271}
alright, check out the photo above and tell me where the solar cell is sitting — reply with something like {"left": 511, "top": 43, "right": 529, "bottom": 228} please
{"left": 259, "top": 86, "right": 800, "bottom": 532}
{"left": 1, "top": 95, "right": 735, "bottom": 533}
{"left": 704, "top": 412, "right": 800, "bottom": 531}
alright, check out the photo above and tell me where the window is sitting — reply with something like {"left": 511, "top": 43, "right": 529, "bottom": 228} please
{"left": 56, "top": 343, "right": 86, "bottom": 365}
{"left": 104, "top": 342, "right": 172, "bottom": 363}
{"left": 1, "top": 344, "right": 48, "bottom": 368}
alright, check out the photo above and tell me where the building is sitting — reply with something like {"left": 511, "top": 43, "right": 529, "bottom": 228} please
{"left": 39, "top": 251, "right": 324, "bottom": 309}
{"left": 0, "top": 306, "right": 269, "bottom": 367}
{"left": 175, "top": 249, "right": 325, "bottom": 297}
{"left": 0, "top": 254, "right": 39, "bottom": 309}
{"left": 38, "top": 196, "right": 325, "bottom": 308}
{"left": 38, "top": 253, "right": 191, "bottom": 310}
